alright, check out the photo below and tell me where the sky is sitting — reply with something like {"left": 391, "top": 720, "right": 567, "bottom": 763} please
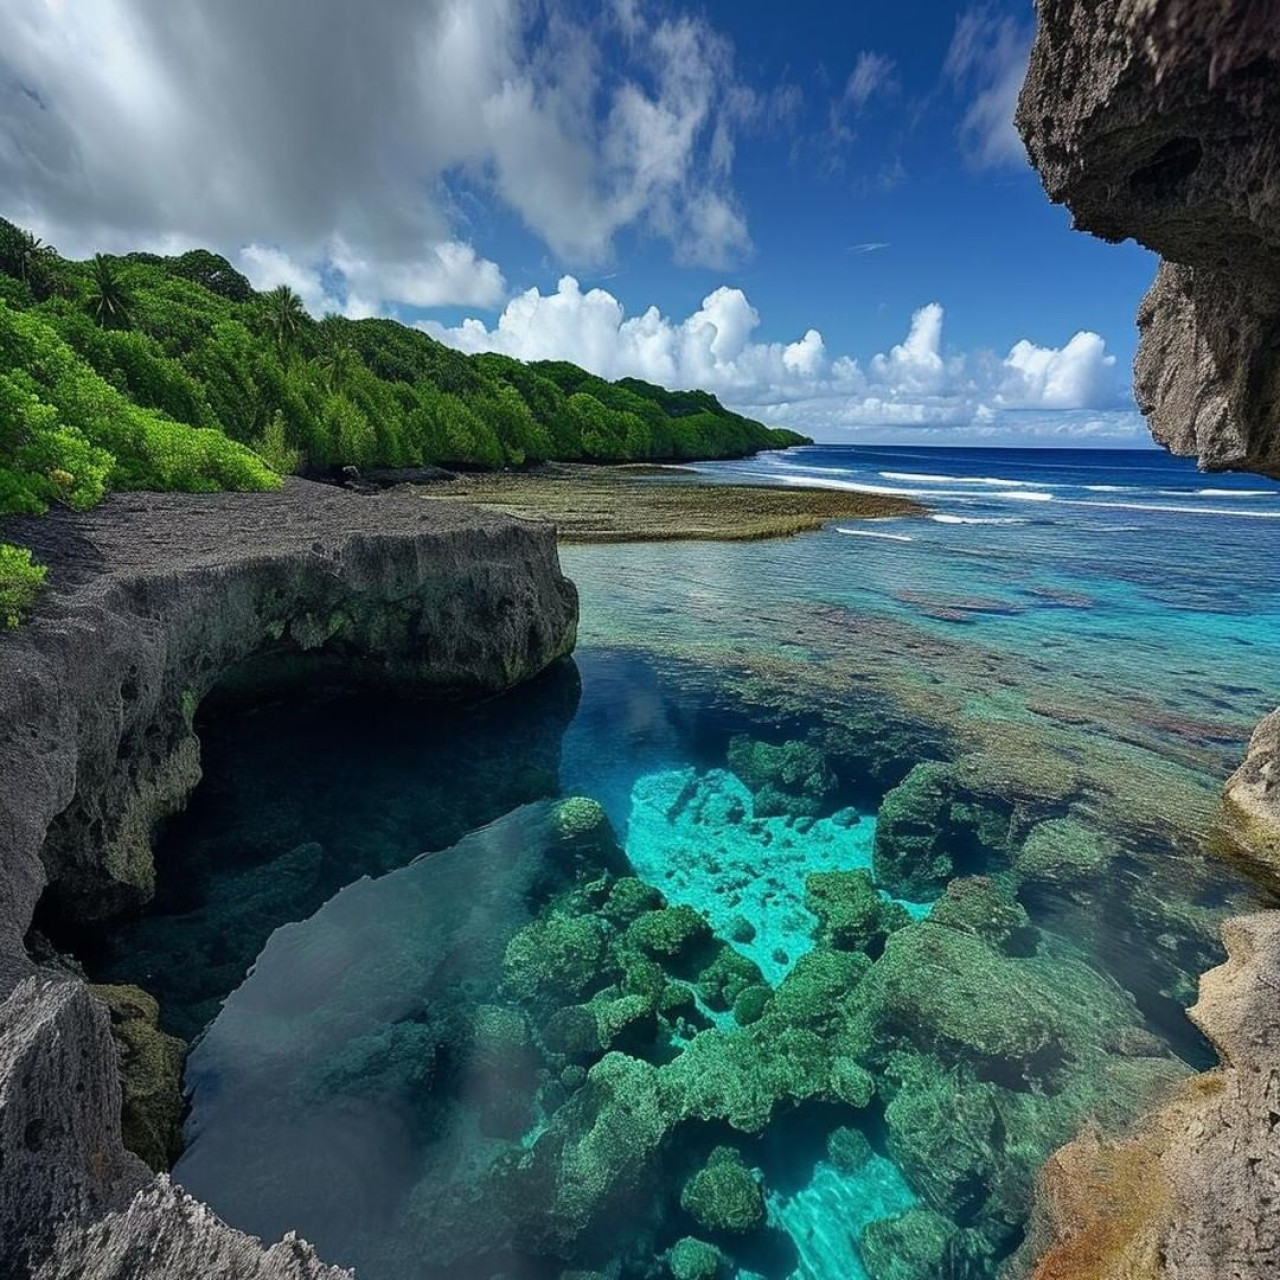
{"left": 0, "top": 0, "right": 1161, "bottom": 447}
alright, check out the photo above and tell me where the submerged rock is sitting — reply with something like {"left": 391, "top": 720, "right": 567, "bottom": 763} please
{"left": 679, "top": 1147, "right": 766, "bottom": 1235}
{"left": 726, "top": 735, "right": 837, "bottom": 819}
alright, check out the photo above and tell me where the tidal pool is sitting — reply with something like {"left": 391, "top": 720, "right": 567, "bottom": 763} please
{"left": 87, "top": 446, "right": 1280, "bottom": 1280}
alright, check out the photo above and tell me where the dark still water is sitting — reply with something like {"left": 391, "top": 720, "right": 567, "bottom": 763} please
{"left": 91, "top": 447, "right": 1280, "bottom": 1280}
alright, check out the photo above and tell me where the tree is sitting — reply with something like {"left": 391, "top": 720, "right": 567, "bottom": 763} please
{"left": 14, "top": 229, "right": 56, "bottom": 285}
{"left": 262, "top": 284, "right": 307, "bottom": 360}
{"left": 315, "top": 340, "right": 358, "bottom": 393}
{"left": 86, "top": 255, "right": 134, "bottom": 330}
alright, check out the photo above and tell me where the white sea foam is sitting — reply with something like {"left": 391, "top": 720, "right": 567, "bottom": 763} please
{"left": 835, "top": 528, "right": 914, "bottom": 541}
{"left": 996, "top": 490, "right": 1054, "bottom": 502}
{"left": 930, "top": 514, "right": 1028, "bottom": 525}
{"left": 879, "top": 471, "right": 1042, "bottom": 487}
{"left": 1083, "top": 484, "right": 1137, "bottom": 492}
{"left": 1194, "top": 488, "right": 1276, "bottom": 497}
{"left": 1067, "top": 498, "right": 1280, "bottom": 519}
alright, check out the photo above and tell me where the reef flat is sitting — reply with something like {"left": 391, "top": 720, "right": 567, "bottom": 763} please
{"left": 0, "top": 479, "right": 577, "bottom": 1280}
{"left": 416, "top": 462, "right": 923, "bottom": 542}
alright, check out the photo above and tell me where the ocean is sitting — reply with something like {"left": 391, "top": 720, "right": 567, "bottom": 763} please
{"left": 93, "top": 445, "right": 1280, "bottom": 1280}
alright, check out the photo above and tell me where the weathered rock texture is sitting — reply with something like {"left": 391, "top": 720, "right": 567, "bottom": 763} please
{"left": 1017, "top": 0, "right": 1280, "bottom": 476}
{"left": 0, "top": 479, "right": 577, "bottom": 1279}
{"left": 1017, "top": 3, "right": 1280, "bottom": 1278}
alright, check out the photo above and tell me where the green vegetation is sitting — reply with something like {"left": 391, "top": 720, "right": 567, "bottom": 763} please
{"left": 0, "top": 217, "right": 804, "bottom": 624}
{"left": 0, "top": 216, "right": 806, "bottom": 511}
{"left": 0, "top": 543, "right": 46, "bottom": 627}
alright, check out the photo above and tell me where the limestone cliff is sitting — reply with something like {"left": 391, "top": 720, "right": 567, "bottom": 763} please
{"left": 1017, "top": 0, "right": 1280, "bottom": 477}
{"left": 0, "top": 479, "right": 577, "bottom": 1279}
{"left": 1016, "top": 4, "right": 1280, "bottom": 1277}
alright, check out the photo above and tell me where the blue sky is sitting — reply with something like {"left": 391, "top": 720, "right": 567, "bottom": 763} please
{"left": 0, "top": 0, "right": 1158, "bottom": 445}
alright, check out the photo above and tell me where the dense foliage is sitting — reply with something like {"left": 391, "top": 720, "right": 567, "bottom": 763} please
{"left": 0, "top": 217, "right": 806, "bottom": 516}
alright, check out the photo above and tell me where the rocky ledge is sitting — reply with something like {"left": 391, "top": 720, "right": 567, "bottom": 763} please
{"left": 1017, "top": 0, "right": 1280, "bottom": 477}
{"left": 1017, "top": 3, "right": 1280, "bottom": 1276}
{"left": 0, "top": 479, "right": 577, "bottom": 1279}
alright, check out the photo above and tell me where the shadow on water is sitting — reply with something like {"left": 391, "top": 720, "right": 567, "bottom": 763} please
{"left": 77, "top": 659, "right": 583, "bottom": 1039}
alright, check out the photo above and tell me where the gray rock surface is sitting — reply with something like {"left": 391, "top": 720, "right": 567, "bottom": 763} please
{"left": 1016, "top": 3, "right": 1280, "bottom": 1277}
{"left": 1017, "top": 0, "right": 1280, "bottom": 476}
{"left": 0, "top": 479, "right": 577, "bottom": 1278}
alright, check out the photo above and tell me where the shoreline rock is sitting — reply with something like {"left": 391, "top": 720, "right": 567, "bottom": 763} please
{"left": 1017, "top": 3, "right": 1280, "bottom": 1276}
{"left": 0, "top": 478, "right": 577, "bottom": 1279}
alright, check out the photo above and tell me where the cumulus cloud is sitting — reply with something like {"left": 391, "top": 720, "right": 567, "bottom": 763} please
{"left": 0, "top": 0, "right": 757, "bottom": 312}
{"left": 945, "top": 6, "right": 1033, "bottom": 169}
{"left": 422, "top": 277, "right": 1126, "bottom": 438}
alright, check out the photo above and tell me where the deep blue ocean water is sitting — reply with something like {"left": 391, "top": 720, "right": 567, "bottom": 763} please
{"left": 93, "top": 446, "right": 1280, "bottom": 1280}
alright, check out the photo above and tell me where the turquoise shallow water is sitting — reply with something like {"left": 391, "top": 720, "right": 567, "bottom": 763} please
{"left": 85, "top": 446, "right": 1280, "bottom": 1280}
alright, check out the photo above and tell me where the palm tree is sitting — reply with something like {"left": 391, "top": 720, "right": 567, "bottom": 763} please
{"left": 316, "top": 340, "right": 358, "bottom": 393}
{"left": 263, "top": 284, "right": 307, "bottom": 359}
{"left": 15, "top": 230, "right": 56, "bottom": 284}
{"left": 86, "top": 254, "right": 133, "bottom": 329}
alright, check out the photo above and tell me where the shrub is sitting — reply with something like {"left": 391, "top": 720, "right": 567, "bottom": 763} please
{"left": 0, "top": 543, "right": 47, "bottom": 627}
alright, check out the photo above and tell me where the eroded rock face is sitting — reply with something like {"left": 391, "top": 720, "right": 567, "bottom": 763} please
{"left": 1017, "top": 0, "right": 1280, "bottom": 475}
{"left": 1017, "top": 4, "right": 1280, "bottom": 1277}
{"left": 0, "top": 480, "right": 577, "bottom": 1279}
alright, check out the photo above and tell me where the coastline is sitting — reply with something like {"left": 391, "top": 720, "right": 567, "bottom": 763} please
{"left": 415, "top": 462, "right": 923, "bottom": 542}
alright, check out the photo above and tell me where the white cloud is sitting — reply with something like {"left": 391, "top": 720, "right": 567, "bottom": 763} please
{"left": 845, "top": 52, "right": 897, "bottom": 111}
{"left": 422, "top": 278, "right": 1126, "bottom": 439}
{"left": 0, "top": 0, "right": 757, "bottom": 312}
{"left": 945, "top": 7, "right": 1032, "bottom": 169}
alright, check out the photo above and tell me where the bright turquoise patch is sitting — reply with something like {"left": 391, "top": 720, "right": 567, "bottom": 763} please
{"left": 626, "top": 767, "right": 910, "bottom": 985}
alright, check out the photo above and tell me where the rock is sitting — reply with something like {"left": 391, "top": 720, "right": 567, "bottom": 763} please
{"left": 725, "top": 736, "right": 837, "bottom": 820}
{"left": 1216, "top": 707, "right": 1280, "bottom": 887}
{"left": 667, "top": 1237, "right": 723, "bottom": 1280}
{"left": 1020, "top": 913, "right": 1280, "bottom": 1280}
{"left": 804, "top": 868, "right": 909, "bottom": 954}
{"left": 858, "top": 1207, "right": 959, "bottom": 1280}
{"left": 1016, "top": 0, "right": 1280, "bottom": 476}
{"left": 0, "top": 480, "right": 577, "bottom": 1278}
{"left": 88, "top": 985, "right": 185, "bottom": 1173}
{"left": 1015, "top": 8, "right": 1280, "bottom": 1275}
{"left": 873, "top": 762, "right": 957, "bottom": 899}
{"left": 679, "top": 1146, "right": 766, "bottom": 1235}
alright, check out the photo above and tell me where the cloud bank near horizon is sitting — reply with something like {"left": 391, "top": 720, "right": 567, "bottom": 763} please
{"left": 422, "top": 277, "right": 1142, "bottom": 442}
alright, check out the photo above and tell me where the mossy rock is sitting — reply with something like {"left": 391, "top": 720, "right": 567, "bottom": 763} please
{"left": 805, "top": 869, "right": 910, "bottom": 954}
{"left": 668, "top": 1237, "right": 723, "bottom": 1280}
{"left": 872, "top": 762, "right": 957, "bottom": 899}
{"left": 627, "top": 905, "right": 713, "bottom": 965}
{"left": 593, "top": 993, "right": 659, "bottom": 1053}
{"left": 697, "top": 945, "right": 764, "bottom": 1011}
{"left": 928, "top": 876, "right": 1035, "bottom": 955}
{"left": 503, "top": 911, "right": 614, "bottom": 1002}
{"left": 471, "top": 1004, "right": 530, "bottom": 1072}
{"left": 858, "top": 1208, "right": 960, "bottom": 1280}
{"left": 767, "top": 947, "right": 870, "bottom": 1033}
{"left": 555, "top": 796, "right": 609, "bottom": 838}
{"left": 680, "top": 1146, "right": 766, "bottom": 1235}
{"left": 826, "top": 1125, "right": 873, "bottom": 1173}
{"left": 602, "top": 876, "right": 665, "bottom": 926}
{"left": 726, "top": 735, "right": 836, "bottom": 819}
{"left": 542, "top": 1004, "right": 605, "bottom": 1060}
{"left": 732, "top": 984, "right": 771, "bottom": 1026}
{"left": 1015, "top": 817, "right": 1117, "bottom": 886}
{"left": 90, "top": 984, "right": 186, "bottom": 1172}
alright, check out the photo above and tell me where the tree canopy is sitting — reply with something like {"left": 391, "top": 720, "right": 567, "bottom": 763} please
{"left": 0, "top": 217, "right": 809, "bottom": 520}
